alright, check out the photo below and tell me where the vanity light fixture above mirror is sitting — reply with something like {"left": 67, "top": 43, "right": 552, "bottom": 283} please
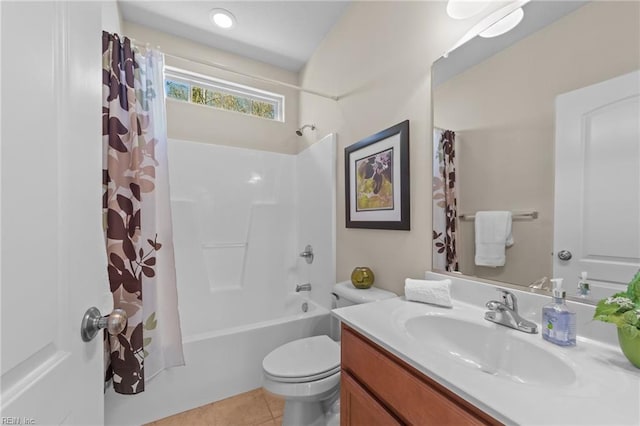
{"left": 444, "top": 0, "right": 530, "bottom": 57}
{"left": 479, "top": 7, "right": 524, "bottom": 38}
{"left": 446, "top": 0, "right": 490, "bottom": 20}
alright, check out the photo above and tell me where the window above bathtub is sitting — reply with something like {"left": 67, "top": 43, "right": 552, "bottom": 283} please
{"left": 164, "top": 66, "right": 285, "bottom": 122}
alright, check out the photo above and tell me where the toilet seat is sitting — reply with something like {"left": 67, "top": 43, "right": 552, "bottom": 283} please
{"left": 263, "top": 369, "right": 341, "bottom": 402}
{"left": 263, "top": 335, "right": 340, "bottom": 383}
{"left": 264, "top": 365, "right": 340, "bottom": 383}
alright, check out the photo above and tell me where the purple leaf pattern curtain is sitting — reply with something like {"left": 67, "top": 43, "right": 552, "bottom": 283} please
{"left": 432, "top": 128, "right": 459, "bottom": 272}
{"left": 102, "top": 32, "right": 184, "bottom": 394}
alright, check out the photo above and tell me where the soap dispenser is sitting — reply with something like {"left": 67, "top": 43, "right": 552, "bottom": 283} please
{"left": 577, "top": 271, "right": 590, "bottom": 298}
{"left": 542, "top": 278, "right": 576, "bottom": 346}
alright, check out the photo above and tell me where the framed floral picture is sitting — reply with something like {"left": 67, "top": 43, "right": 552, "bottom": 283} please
{"left": 345, "top": 120, "right": 410, "bottom": 230}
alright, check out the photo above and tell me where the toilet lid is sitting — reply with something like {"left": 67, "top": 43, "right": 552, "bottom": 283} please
{"left": 263, "top": 335, "right": 340, "bottom": 381}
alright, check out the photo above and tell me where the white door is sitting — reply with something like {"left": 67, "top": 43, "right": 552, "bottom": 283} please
{"left": 1, "top": 2, "right": 107, "bottom": 424}
{"left": 554, "top": 70, "right": 640, "bottom": 299}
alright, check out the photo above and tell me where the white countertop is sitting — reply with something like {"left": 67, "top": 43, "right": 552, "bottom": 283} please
{"left": 333, "top": 296, "right": 640, "bottom": 425}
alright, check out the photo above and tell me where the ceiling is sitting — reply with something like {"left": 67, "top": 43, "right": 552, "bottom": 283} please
{"left": 118, "top": 1, "right": 351, "bottom": 72}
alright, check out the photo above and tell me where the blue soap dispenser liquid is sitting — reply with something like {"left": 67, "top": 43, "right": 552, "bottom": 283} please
{"left": 542, "top": 278, "right": 576, "bottom": 346}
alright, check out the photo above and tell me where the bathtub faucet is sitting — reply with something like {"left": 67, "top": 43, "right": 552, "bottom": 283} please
{"left": 299, "top": 245, "right": 314, "bottom": 264}
{"left": 296, "top": 283, "right": 312, "bottom": 292}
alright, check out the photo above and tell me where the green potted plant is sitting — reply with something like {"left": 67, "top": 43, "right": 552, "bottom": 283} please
{"left": 593, "top": 270, "right": 640, "bottom": 368}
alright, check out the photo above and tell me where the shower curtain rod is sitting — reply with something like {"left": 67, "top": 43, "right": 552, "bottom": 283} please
{"left": 162, "top": 51, "right": 339, "bottom": 101}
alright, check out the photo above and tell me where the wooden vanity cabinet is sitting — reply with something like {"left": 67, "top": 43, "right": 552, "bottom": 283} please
{"left": 340, "top": 325, "right": 502, "bottom": 426}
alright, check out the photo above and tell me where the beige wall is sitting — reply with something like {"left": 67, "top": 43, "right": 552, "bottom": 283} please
{"left": 455, "top": 126, "right": 555, "bottom": 286}
{"left": 298, "top": 2, "right": 484, "bottom": 295}
{"left": 434, "top": 1, "right": 640, "bottom": 286}
{"left": 122, "top": 22, "right": 301, "bottom": 154}
{"left": 101, "top": 0, "right": 123, "bottom": 34}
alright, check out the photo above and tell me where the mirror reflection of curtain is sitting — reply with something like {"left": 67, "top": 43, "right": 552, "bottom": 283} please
{"left": 432, "top": 128, "right": 459, "bottom": 272}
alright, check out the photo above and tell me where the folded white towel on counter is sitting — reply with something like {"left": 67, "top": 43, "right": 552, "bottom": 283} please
{"left": 474, "top": 211, "right": 513, "bottom": 267}
{"left": 404, "top": 278, "right": 453, "bottom": 308}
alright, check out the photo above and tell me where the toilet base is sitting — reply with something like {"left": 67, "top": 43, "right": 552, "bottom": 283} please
{"left": 281, "top": 390, "right": 340, "bottom": 426}
{"left": 282, "top": 400, "right": 325, "bottom": 426}
{"left": 325, "top": 396, "right": 340, "bottom": 426}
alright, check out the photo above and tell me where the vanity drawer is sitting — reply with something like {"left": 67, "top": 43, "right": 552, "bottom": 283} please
{"left": 341, "top": 325, "right": 500, "bottom": 426}
{"left": 341, "top": 370, "right": 402, "bottom": 426}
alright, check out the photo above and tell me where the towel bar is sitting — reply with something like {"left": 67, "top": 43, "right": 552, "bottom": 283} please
{"left": 458, "top": 211, "right": 538, "bottom": 220}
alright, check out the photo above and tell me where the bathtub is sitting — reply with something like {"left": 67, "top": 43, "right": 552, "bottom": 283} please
{"left": 104, "top": 294, "right": 331, "bottom": 426}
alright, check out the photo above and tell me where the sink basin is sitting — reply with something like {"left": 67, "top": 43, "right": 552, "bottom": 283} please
{"left": 404, "top": 315, "right": 576, "bottom": 386}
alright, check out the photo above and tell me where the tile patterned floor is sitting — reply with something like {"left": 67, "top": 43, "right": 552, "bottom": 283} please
{"left": 145, "top": 388, "right": 284, "bottom": 426}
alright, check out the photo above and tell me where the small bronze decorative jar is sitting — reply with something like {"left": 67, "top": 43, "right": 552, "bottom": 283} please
{"left": 351, "top": 267, "right": 375, "bottom": 289}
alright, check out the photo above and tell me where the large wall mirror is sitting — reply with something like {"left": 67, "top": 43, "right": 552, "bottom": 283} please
{"left": 431, "top": 1, "right": 640, "bottom": 302}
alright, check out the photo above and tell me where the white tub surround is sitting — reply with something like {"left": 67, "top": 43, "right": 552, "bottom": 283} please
{"left": 168, "top": 135, "right": 337, "bottom": 336}
{"left": 295, "top": 134, "right": 337, "bottom": 311}
{"left": 333, "top": 272, "right": 640, "bottom": 425}
{"left": 168, "top": 139, "right": 298, "bottom": 336}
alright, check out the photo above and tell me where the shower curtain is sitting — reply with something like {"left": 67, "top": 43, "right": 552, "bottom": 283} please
{"left": 102, "top": 32, "right": 184, "bottom": 394}
{"left": 432, "top": 128, "right": 459, "bottom": 272}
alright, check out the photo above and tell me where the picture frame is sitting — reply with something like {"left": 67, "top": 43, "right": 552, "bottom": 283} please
{"left": 345, "top": 120, "right": 410, "bottom": 230}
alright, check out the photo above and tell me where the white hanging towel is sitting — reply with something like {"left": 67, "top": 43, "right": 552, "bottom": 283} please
{"left": 474, "top": 211, "right": 513, "bottom": 267}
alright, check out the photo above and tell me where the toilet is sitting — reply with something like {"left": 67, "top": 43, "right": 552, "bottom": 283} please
{"left": 262, "top": 281, "right": 396, "bottom": 426}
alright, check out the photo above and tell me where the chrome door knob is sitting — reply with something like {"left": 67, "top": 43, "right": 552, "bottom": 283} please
{"left": 557, "top": 250, "right": 572, "bottom": 261}
{"left": 80, "top": 307, "right": 127, "bottom": 342}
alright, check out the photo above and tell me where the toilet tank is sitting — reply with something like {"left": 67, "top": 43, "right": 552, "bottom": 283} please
{"left": 330, "top": 281, "right": 397, "bottom": 340}
{"left": 333, "top": 281, "right": 397, "bottom": 307}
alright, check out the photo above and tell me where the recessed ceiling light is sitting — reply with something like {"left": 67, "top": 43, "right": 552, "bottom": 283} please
{"left": 479, "top": 7, "right": 524, "bottom": 38}
{"left": 446, "top": 0, "right": 490, "bottom": 20}
{"left": 209, "top": 8, "right": 236, "bottom": 29}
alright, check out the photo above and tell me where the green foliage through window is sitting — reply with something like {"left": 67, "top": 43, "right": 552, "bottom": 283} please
{"left": 251, "top": 100, "right": 275, "bottom": 119}
{"left": 191, "top": 86, "right": 206, "bottom": 105}
{"left": 164, "top": 68, "right": 283, "bottom": 122}
{"left": 165, "top": 80, "right": 189, "bottom": 101}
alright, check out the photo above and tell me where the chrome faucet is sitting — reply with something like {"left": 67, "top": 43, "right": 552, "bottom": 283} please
{"left": 485, "top": 289, "right": 538, "bottom": 334}
{"left": 296, "top": 283, "right": 312, "bottom": 292}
